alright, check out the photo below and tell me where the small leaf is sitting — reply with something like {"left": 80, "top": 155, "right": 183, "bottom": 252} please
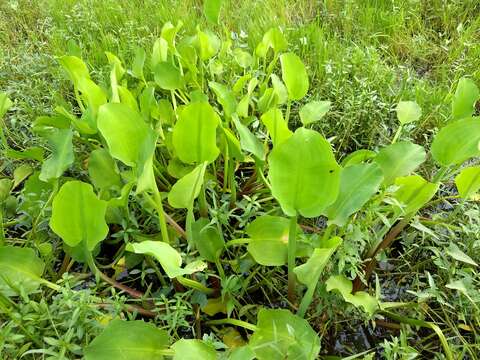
{"left": 0, "top": 92, "right": 13, "bottom": 118}
{"left": 431, "top": 117, "right": 480, "bottom": 166}
{"left": 280, "top": 53, "right": 309, "bottom": 101}
{"left": 268, "top": 128, "right": 341, "bottom": 217}
{"left": 341, "top": 149, "right": 377, "bottom": 167}
{"left": 88, "top": 149, "right": 121, "bottom": 190}
{"left": 168, "top": 163, "right": 207, "bottom": 209}
{"left": 152, "top": 38, "right": 168, "bottom": 69}
{"left": 246, "top": 216, "right": 293, "bottom": 266}
{"left": 300, "top": 101, "right": 331, "bottom": 125}
{"left": 13, "top": 164, "right": 33, "bottom": 189}
{"left": 173, "top": 339, "right": 217, "bottom": 360}
{"left": 84, "top": 319, "right": 169, "bottom": 360}
{"left": 0, "top": 179, "right": 11, "bottom": 203}
{"left": 270, "top": 74, "right": 288, "bottom": 105}
{"left": 375, "top": 141, "right": 426, "bottom": 185}
{"left": 325, "top": 163, "right": 383, "bottom": 226}
{"left": 126, "top": 240, "right": 206, "bottom": 278}
{"left": 446, "top": 243, "right": 477, "bottom": 266}
{"left": 452, "top": 77, "right": 480, "bottom": 120}
{"left": 393, "top": 175, "right": 439, "bottom": 214}
{"left": 233, "top": 48, "right": 252, "bottom": 68}
{"left": 35, "top": 128, "right": 74, "bottom": 182}
{"left": 195, "top": 29, "right": 220, "bottom": 61}
{"left": 154, "top": 62, "right": 183, "bottom": 90}
{"left": 396, "top": 101, "right": 422, "bottom": 125}
{"left": 232, "top": 116, "right": 265, "bottom": 161}
{"left": 203, "top": 0, "right": 223, "bottom": 24}
{"left": 132, "top": 47, "right": 146, "bottom": 81}
{"left": 173, "top": 102, "right": 220, "bottom": 164}
{"left": 256, "top": 28, "right": 287, "bottom": 57}
{"left": 0, "top": 246, "right": 45, "bottom": 297}
{"left": 455, "top": 166, "right": 480, "bottom": 199}
{"left": 260, "top": 108, "right": 292, "bottom": 146}
{"left": 326, "top": 275, "right": 378, "bottom": 316}
{"left": 50, "top": 181, "right": 108, "bottom": 251}
{"left": 192, "top": 218, "right": 224, "bottom": 262}
{"left": 249, "top": 309, "right": 320, "bottom": 360}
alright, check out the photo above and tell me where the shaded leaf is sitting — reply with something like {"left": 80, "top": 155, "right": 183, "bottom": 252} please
{"left": 232, "top": 116, "right": 265, "bottom": 160}
{"left": 88, "top": 149, "right": 121, "bottom": 190}
{"left": 341, "top": 149, "right": 376, "bottom": 167}
{"left": 446, "top": 243, "right": 477, "bottom": 267}
{"left": 36, "top": 128, "right": 74, "bottom": 182}
{"left": 192, "top": 218, "right": 224, "bottom": 262}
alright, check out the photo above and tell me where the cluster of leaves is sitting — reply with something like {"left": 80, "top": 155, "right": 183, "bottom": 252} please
{"left": 1, "top": 12, "right": 480, "bottom": 358}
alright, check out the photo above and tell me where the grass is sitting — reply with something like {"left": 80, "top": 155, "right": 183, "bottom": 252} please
{"left": 1, "top": 0, "right": 479, "bottom": 358}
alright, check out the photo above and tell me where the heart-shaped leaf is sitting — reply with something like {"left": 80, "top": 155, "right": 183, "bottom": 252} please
{"left": 232, "top": 116, "right": 265, "bottom": 160}
{"left": 268, "top": 128, "right": 341, "bottom": 217}
{"left": 50, "top": 181, "right": 108, "bottom": 251}
{"left": 84, "top": 320, "right": 169, "bottom": 360}
{"left": 172, "top": 102, "right": 220, "bottom": 164}
{"left": 396, "top": 101, "right": 421, "bottom": 125}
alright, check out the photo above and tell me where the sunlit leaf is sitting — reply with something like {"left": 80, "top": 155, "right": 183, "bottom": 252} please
{"left": 455, "top": 166, "right": 480, "bottom": 199}
{"left": 249, "top": 309, "right": 320, "bottom": 360}
{"left": 280, "top": 53, "right": 309, "bottom": 101}
{"left": 168, "top": 163, "right": 207, "bottom": 209}
{"left": 154, "top": 62, "right": 183, "bottom": 90}
{"left": 173, "top": 339, "right": 216, "bottom": 360}
{"left": 446, "top": 243, "right": 477, "bottom": 267}
{"left": 203, "top": 0, "right": 223, "bottom": 24}
{"left": 0, "top": 246, "right": 45, "bottom": 297}
{"left": 341, "top": 149, "right": 376, "bottom": 167}
{"left": 84, "top": 320, "right": 169, "bottom": 360}
{"left": 172, "top": 102, "right": 220, "bottom": 164}
{"left": 209, "top": 81, "right": 237, "bottom": 118}
{"left": 50, "top": 181, "right": 108, "bottom": 251}
{"left": 431, "top": 117, "right": 480, "bottom": 166}
{"left": 232, "top": 116, "right": 265, "bottom": 160}
{"left": 126, "top": 240, "right": 206, "bottom": 278}
{"left": 396, "top": 101, "right": 421, "bottom": 125}
{"left": 300, "top": 101, "right": 331, "bottom": 125}
{"left": 260, "top": 108, "right": 292, "bottom": 146}
{"left": 452, "top": 77, "right": 480, "bottom": 120}
{"left": 35, "top": 128, "right": 74, "bottom": 182}
{"left": 325, "top": 163, "right": 383, "bottom": 226}
{"left": 375, "top": 141, "right": 426, "bottom": 185}
{"left": 393, "top": 175, "right": 439, "bottom": 214}
{"left": 268, "top": 128, "right": 341, "bottom": 217}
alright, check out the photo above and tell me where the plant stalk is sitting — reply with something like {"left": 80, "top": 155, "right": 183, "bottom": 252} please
{"left": 287, "top": 214, "right": 298, "bottom": 305}
{"left": 205, "top": 318, "right": 258, "bottom": 332}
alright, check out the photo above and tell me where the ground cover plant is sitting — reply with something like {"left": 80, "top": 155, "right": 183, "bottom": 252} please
{"left": 1, "top": 0, "right": 480, "bottom": 359}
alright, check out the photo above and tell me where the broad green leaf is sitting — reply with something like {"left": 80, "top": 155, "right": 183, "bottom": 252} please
{"left": 256, "top": 28, "right": 287, "bottom": 57}
{"left": 300, "top": 101, "right": 331, "bottom": 125}
{"left": 260, "top": 108, "right": 292, "bottom": 146}
{"left": 84, "top": 320, "right": 169, "bottom": 360}
{"left": 88, "top": 149, "right": 121, "bottom": 190}
{"left": 257, "top": 88, "right": 278, "bottom": 113}
{"left": 393, "top": 175, "right": 439, "bottom": 214}
{"left": 6, "top": 146, "right": 44, "bottom": 162}
{"left": 35, "top": 128, "right": 74, "bottom": 182}
{"left": 452, "top": 77, "right": 480, "bottom": 120}
{"left": 126, "top": 240, "right": 206, "bottom": 278}
{"left": 196, "top": 29, "right": 220, "bottom": 61}
{"left": 173, "top": 339, "right": 216, "bottom": 360}
{"left": 192, "top": 218, "right": 224, "bottom": 262}
{"left": 0, "top": 246, "right": 45, "bottom": 296}
{"left": 161, "top": 21, "right": 183, "bottom": 49}
{"left": 167, "top": 157, "right": 195, "bottom": 179}
{"left": 246, "top": 216, "right": 292, "bottom": 266}
{"left": 431, "top": 117, "right": 480, "bottom": 166}
{"left": 50, "top": 181, "right": 108, "bottom": 251}
{"left": 268, "top": 128, "right": 341, "bottom": 217}
{"left": 396, "top": 101, "right": 421, "bottom": 125}
{"left": 249, "top": 309, "right": 320, "bottom": 360}
{"left": 173, "top": 102, "right": 220, "bottom": 164}
{"left": 280, "top": 53, "right": 309, "bottom": 101}
{"left": 341, "top": 149, "right": 377, "bottom": 167}
{"left": 229, "top": 346, "right": 255, "bottom": 360}
{"left": 324, "top": 163, "right": 383, "bottom": 226}
{"left": 203, "top": 0, "right": 223, "bottom": 24}
{"left": 140, "top": 86, "right": 157, "bottom": 121}
{"left": 446, "top": 243, "right": 477, "bottom": 267}
{"left": 221, "top": 127, "right": 244, "bottom": 161}
{"left": 118, "top": 86, "right": 139, "bottom": 112}
{"left": 295, "top": 238, "right": 342, "bottom": 288}
{"left": 0, "top": 92, "right": 13, "bottom": 118}
{"left": 19, "top": 172, "right": 53, "bottom": 219}
{"left": 168, "top": 163, "right": 207, "bottom": 209}
{"left": 375, "top": 141, "right": 426, "bottom": 185}
{"left": 77, "top": 77, "right": 107, "bottom": 114}
{"left": 154, "top": 62, "right": 183, "bottom": 90}
{"left": 58, "top": 56, "right": 90, "bottom": 86}
{"left": 209, "top": 81, "right": 237, "bottom": 118}
{"left": 455, "top": 166, "right": 480, "bottom": 199}
{"left": 97, "top": 103, "right": 157, "bottom": 192}
{"left": 232, "top": 116, "right": 265, "bottom": 160}
{"left": 326, "top": 275, "right": 378, "bottom": 316}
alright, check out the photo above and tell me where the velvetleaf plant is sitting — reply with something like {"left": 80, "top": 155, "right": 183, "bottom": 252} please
{"left": 1, "top": 12, "right": 480, "bottom": 359}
